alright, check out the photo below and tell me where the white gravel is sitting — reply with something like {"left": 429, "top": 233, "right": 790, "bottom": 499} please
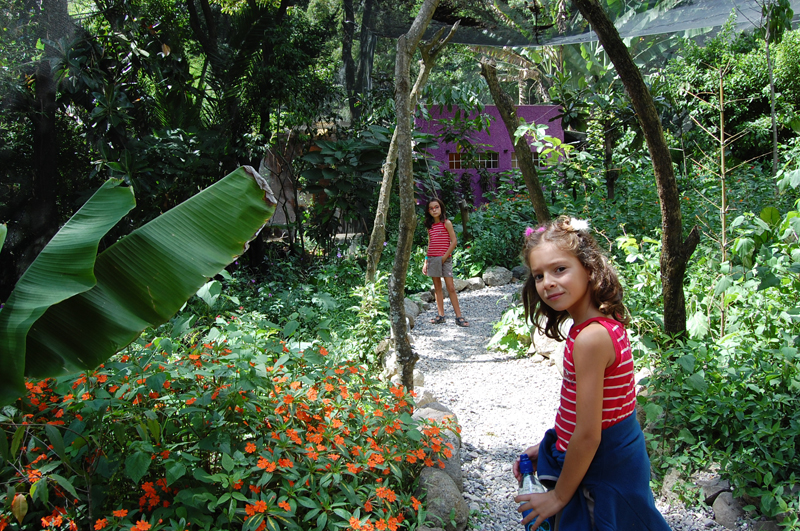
{"left": 412, "top": 282, "right": 740, "bottom": 531}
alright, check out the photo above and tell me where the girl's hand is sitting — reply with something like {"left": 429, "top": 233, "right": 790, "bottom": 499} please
{"left": 422, "top": 261, "right": 428, "bottom": 275}
{"left": 515, "top": 490, "right": 566, "bottom": 530}
{"left": 513, "top": 444, "right": 540, "bottom": 482}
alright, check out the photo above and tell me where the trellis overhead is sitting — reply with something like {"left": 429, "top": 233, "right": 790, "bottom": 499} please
{"left": 370, "top": 0, "right": 800, "bottom": 47}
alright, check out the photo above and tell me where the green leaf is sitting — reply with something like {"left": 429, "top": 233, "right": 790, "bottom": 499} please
{"left": 0, "top": 180, "right": 135, "bottom": 403}
{"left": 0, "top": 427, "right": 7, "bottom": 463}
{"left": 714, "top": 276, "right": 733, "bottom": 297}
{"left": 125, "top": 451, "right": 151, "bottom": 484}
{"left": 221, "top": 453, "right": 234, "bottom": 472}
{"left": 687, "top": 312, "right": 709, "bottom": 339}
{"left": 50, "top": 474, "right": 80, "bottom": 501}
{"left": 0, "top": 224, "right": 6, "bottom": 254}
{"left": 10, "top": 426, "right": 24, "bottom": 457}
{"left": 686, "top": 371, "right": 708, "bottom": 393}
{"left": 283, "top": 320, "right": 299, "bottom": 338}
{"left": 677, "top": 354, "right": 696, "bottom": 373}
{"left": 166, "top": 461, "right": 186, "bottom": 486}
{"left": 44, "top": 425, "right": 68, "bottom": 465}
{"left": 760, "top": 206, "right": 781, "bottom": 227}
{"left": 677, "top": 428, "right": 696, "bottom": 445}
{"left": 196, "top": 280, "right": 222, "bottom": 309}
{"left": 0, "top": 167, "right": 275, "bottom": 405}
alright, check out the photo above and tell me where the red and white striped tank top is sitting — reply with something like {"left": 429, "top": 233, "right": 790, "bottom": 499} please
{"left": 427, "top": 222, "right": 450, "bottom": 257}
{"left": 554, "top": 316, "right": 636, "bottom": 452}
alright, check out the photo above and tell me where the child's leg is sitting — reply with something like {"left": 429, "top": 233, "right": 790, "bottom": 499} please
{"left": 432, "top": 277, "right": 445, "bottom": 317}
{"left": 444, "top": 277, "right": 465, "bottom": 320}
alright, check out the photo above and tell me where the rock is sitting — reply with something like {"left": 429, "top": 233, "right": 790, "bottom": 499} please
{"left": 753, "top": 520, "right": 782, "bottom": 531}
{"left": 712, "top": 492, "right": 745, "bottom": 529}
{"left": 417, "top": 468, "right": 469, "bottom": 531}
{"left": 453, "top": 278, "right": 469, "bottom": 292}
{"left": 660, "top": 468, "right": 681, "bottom": 503}
{"left": 512, "top": 265, "right": 528, "bottom": 280}
{"left": 405, "top": 298, "right": 421, "bottom": 318}
{"left": 466, "top": 277, "right": 485, "bottom": 290}
{"left": 419, "top": 291, "right": 435, "bottom": 303}
{"left": 698, "top": 476, "right": 730, "bottom": 506}
{"left": 482, "top": 266, "right": 513, "bottom": 286}
{"left": 413, "top": 369, "right": 425, "bottom": 387}
{"left": 417, "top": 527, "right": 444, "bottom": 531}
{"left": 414, "top": 387, "right": 436, "bottom": 408}
{"left": 407, "top": 314, "right": 415, "bottom": 330}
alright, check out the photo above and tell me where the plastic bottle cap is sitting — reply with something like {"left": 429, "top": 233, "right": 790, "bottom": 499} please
{"left": 519, "top": 453, "right": 534, "bottom": 475}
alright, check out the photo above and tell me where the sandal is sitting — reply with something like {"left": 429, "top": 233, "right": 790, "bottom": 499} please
{"left": 455, "top": 317, "right": 469, "bottom": 327}
{"left": 431, "top": 315, "right": 446, "bottom": 324}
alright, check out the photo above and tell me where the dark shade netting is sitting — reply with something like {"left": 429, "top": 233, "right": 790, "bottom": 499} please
{"left": 370, "top": 0, "right": 800, "bottom": 47}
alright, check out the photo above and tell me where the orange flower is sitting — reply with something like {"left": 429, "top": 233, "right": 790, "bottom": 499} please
{"left": 278, "top": 458, "right": 293, "bottom": 468}
{"left": 112, "top": 509, "right": 128, "bottom": 518}
{"left": 94, "top": 519, "right": 108, "bottom": 530}
{"left": 283, "top": 395, "right": 294, "bottom": 405}
{"left": 133, "top": 520, "right": 151, "bottom": 531}
{"left": 185, "top": 398, "right": 197, "bottom": 405}
{"left": 254, "top": 500, "right": 267, "bottom": 513}
{"left": 245, "top": 442, "right": 257, "bottom": 453}
{"left": 411, "top": 497, "right": 422, "bottom": 511}
{"left": 278, "top": 500, "right": 291, "bottom": 511}
{"left": 375, "top": 487, "right": 396, "bottom": 502}
{"left": 319, "top": 347, "right": 328, "bottom": 356}
{"left": 349, "top": 516, "right": 362, "bottom": 530}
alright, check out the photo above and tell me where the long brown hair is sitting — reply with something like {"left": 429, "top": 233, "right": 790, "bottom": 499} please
{"left": 424, "top": 198, "right": 448, "bottom": 229}
{"left": 521, "top": 216, "right": 628, "bottom": 341}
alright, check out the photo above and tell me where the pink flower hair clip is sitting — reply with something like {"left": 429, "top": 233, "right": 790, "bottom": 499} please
{"left": 524, "top": 226, "right": 546, "bottom": 238}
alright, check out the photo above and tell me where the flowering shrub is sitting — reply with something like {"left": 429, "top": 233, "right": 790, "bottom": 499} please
{"left": 0, "top": 312, "right": 456, "bottom": 530}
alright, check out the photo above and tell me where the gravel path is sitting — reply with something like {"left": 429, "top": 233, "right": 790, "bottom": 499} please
{"left": 412, "top": 282, "right": 736, "bottom": 531}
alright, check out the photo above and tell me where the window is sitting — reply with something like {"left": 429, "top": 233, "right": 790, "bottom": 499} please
{"left": 476, "top": 151, "right": 499, "bottom": 169}
{"left": 511, "top": 151, "right": 540, "bottom": 169}
{"left": 448, "top": 152, "right": 463, "bottom": 170}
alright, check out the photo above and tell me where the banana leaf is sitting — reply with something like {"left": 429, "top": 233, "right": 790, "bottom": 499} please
{"left": 0, "top": 166, "right": 275, "bottom": 405}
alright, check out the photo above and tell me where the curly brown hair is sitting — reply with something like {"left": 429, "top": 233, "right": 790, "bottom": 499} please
{"left": 521, "top": 216, "right": 628, "bottom": 341}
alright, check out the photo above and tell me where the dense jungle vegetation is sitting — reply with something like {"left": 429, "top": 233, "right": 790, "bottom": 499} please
{"left": 0, "top": 0, "right": 799, "bottom": 529}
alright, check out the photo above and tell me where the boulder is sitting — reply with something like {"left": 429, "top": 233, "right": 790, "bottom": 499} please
{"left": 466, "top": 277, "right": 485, "bottom": 290}
{"left": 482, "top": 266, "right": 513, "bottom": 286}
{"left": 413, "top": 386, "right": 436, "bottom": 408}
{"left": 452, "top": 278, "right": 469, "bottom": 292}
{"left": 413, "top": 402, "right": 462, "bottom": 491}
{"left": 712, "top": 492, "right": 745, "bottom": 529}
{"left": 418, "top": 291, "right": 435, "bottom": 303}
{"left": 404, "top": 298, "right": 421, "bottom": 318}
{"left": 417, "top": 468, "right": 469, "bottom": 531}
{"left": 512, "top": 265, "right": 529, "bottom": 280}
{"left": 413, "top": 369, "right": 424, "bottom": 387}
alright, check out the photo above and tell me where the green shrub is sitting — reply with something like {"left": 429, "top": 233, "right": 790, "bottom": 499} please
{"left": 0, "top": 311, "right": 457, "bottom": 531}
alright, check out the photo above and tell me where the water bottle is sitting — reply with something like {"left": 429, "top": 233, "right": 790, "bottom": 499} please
{"left": 518, "top": 454, "right": 551, "bottom": 531}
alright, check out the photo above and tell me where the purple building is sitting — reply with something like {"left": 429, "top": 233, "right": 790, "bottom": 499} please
{"left": 415, "top": 104, "right": 563, "bottom": 205}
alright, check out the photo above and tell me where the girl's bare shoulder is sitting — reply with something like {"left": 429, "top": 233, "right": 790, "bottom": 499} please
{"left": 573, "top": 322, "right": 615, "bottom": 367}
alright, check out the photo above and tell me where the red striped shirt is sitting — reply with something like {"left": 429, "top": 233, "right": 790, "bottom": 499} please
{"left": 554, "top": 317, "right": 636, "bottom": 452}
{"left": 427, "top": 222, "right": 451, "bottom": 257}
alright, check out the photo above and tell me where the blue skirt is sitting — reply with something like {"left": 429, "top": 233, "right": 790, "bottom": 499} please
{"left": 537, "top": 413, "right": 672, "bottom": 531}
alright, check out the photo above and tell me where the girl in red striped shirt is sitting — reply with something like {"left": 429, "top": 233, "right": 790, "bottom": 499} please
{"left": 422, "top": 198, "right": 468, "bottom": 327}
{"left": 513, "top": 217, "right": 669, "bottom": 531}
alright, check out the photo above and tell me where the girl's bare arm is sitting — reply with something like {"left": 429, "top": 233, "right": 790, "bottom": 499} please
{"left": 443, "top": 220, "right": 458, "bottom": 260}
{"left": 517, "top": 323, "right": 615, "bottom": 525}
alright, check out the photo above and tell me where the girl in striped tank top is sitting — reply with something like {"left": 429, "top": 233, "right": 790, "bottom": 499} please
{"left": 513, "top": 217, "right": 669, "bottom": 531}
{"left": 422, "top": 198, "right": 468, "bottom": 327}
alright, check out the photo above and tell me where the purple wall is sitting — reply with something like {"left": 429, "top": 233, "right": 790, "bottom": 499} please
{"left": 415, "top": 105, "right": 563, "bottom": 205}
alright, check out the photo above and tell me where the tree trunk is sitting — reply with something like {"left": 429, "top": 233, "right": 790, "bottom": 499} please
{"left": 604, "top": 123, "right": 618, "bottom": 201}
{"left": 0, "top": 0, "right": 71, "bottom": 300}
{"left": 365, "top": 23, "right": 458, "bottom": 283}
{"left": 342, "top": 0, "right": 357, "bottom": 121}
{"left": 387, "top": 0, "right": 440, "bottom": 392}
{"left": 572, "top": 0, "right": 699, "bottom": 336}
{"left": 480, "top": 61, "right": 551, "bottom": 224}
